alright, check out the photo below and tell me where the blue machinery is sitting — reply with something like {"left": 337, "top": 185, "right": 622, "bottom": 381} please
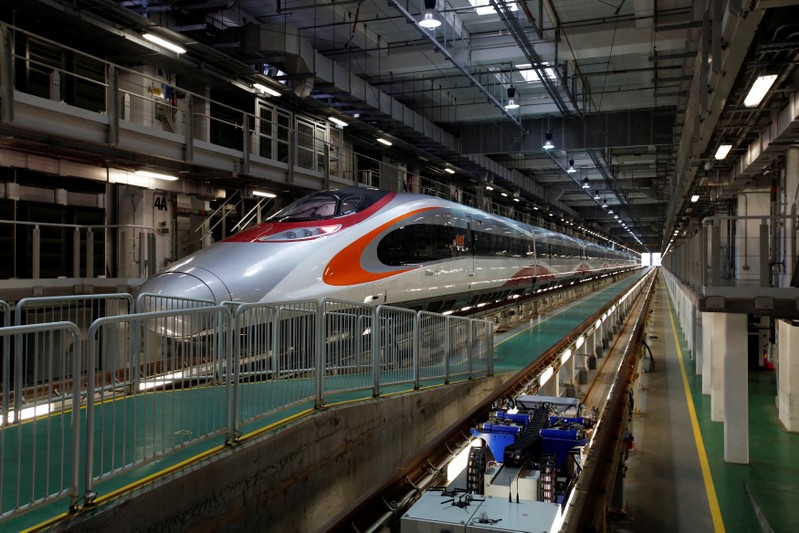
{"left": 402, "top": 396, "right": 592, "bottom": 532}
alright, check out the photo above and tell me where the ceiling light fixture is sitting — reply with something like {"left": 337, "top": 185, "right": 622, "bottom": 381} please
{"left": 135, "top": 170, "right": 179, "bottom": 181}
{"left": 744, "top": 74, "right": 778, "bottom": 107}
{"left": 505, "top": 86, "right": 519, "bottom": 110}
{"left": 142, "top": 33, "right": 186, "bottom": 54}
{"left": 581, "top": 177, "right": 590, "bottom": 188}
{"left": 444, "top": 168, "right": 455, "bottom": 174}
{"left": 253, "top": 83, "right": 281, "bottom": 97}
{"left": 329, "top": 116, "right": 348, "bottom": 127}
{"left": 691, "top": 194, "right": 700, "bottom": 203}
{"left": 602, "top": 200, "right": 608, "bottom": 208}
{"left": 418, "top": 0, "right": 443, "bottom": 30}
{"left": 593, "top": 192, "right": 601, "bottom": 200}
{"left": 376, "top": 137, "right": 392, "bottom": 146}
{"left": 253, "top": 190, "right": 276, "bottom": 198}
{"left": 543, "top": 130, "right": 554, "bottom": 151}
{"left": 714, "top": 144, "right": 732, "bottom": 160}
{"left": 567, "top": 160, "right": 577, "bottom": 174}
{"left": 608, "top": 208, "right": 614, "bottom": 214}
{"left": 486, "top": 185, "right": 494, "bottom": 191}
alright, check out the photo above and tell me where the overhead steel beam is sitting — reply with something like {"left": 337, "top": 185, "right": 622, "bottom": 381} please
{"left": 388, "top": 0, "right": 523, "bottom": 130}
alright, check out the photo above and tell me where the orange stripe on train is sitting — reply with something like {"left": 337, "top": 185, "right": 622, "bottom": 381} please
{"left": 323, "top": 207, "right": 437, "bottom": 286}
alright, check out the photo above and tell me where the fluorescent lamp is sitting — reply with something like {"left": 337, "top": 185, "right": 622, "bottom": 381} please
{"left": 444, "top": 168, "right": 455, "bottom": 174}
{"left": 329, "top": 116, "right": 348, "bottom": 127}
{"left": 501, "top": 192, "right": 508, "bottom": 197}
{"left": 253, "top": 190, "right": 276, "bottom": 198}
{"left": 135, "top": 170, "right": 179, "bottom": 181}
{"left": 744, "top": 74, "right": 777, "bottom": 107}
{"left": 376, "top": 137, "right": 392, "bottom": 146}
{"left": 485, "top": 185, "right": 494, "bottom": 191}
{"left": 714, "top": 144, "right": 732, "bottom": 160}
{"left": 691, "top": 194, "right": 700, "bottom": 203}
{"left": 253, "top": 83, "right": 281, "bottom": 97}
{"left": 142, "top": 33, "right": 186, "bottom": 54}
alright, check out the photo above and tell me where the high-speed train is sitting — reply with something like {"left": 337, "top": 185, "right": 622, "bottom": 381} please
{"left": 140, "top": 187, "right": 639, "bottom": 311}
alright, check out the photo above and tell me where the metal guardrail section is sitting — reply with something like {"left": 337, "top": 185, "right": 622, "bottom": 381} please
{"left": 15, "top": 294, "right": 135, "bottom": 328}
{"left": 83, "top": 306, "right": 232, "bottom": 503}
{"left": 0, "top": 322, "right": 83, "bottom": 518}
{"left": 0, "top": 299, "right": 492, "bottom": 519}
{"left": 0, "top": 301, "right": 9, "bottom": 327}
{"left": 320, "top": 299, "right": 374, "bottom": 398}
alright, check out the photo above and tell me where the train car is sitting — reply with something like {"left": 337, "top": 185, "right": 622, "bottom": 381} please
{"left": 139, "top": 187, "right": 639, "bottom": 311}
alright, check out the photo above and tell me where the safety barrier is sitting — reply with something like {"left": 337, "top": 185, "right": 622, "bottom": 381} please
{"left": 0, "top": 299, "right": 492, "bottom": 517}
{"left": 0, "top": 322, "right": 83, "bottom": 518}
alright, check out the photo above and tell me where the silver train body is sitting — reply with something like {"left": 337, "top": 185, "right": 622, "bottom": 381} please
{"left": 140, "top": 188, "right": 639, "bottom": 311}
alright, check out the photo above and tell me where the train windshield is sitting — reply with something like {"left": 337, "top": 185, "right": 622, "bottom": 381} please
{"left": 268, "top": 188, "right": 387, "bottom": 222}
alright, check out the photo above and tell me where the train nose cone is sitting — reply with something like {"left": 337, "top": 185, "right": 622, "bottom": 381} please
{"left": 139, "top": 268, "right": 232, "bottom": 311}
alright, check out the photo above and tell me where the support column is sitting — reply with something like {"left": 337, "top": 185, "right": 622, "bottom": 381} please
{"left": 701, "top": 312, "right": 714, "bottom": 394}
{"left": 710, "top": 313, "right": 725, "bottom": 422}
{"left": 595, "top": 321, "right": 605, "bottom": 358}
{"left": 723, "top": 313, "right": 748, "bottom": 463}
{"left": 559, "top": 350, "right": 576, "bottom": 397}
{"left": 778, "top": 320, "right": 799, "bottom": 431}
{"left": 694, "top": 309, "right": 703, "bottom": 375}
{"left": 539, "top": 368, "right": 558, "bottom": 397}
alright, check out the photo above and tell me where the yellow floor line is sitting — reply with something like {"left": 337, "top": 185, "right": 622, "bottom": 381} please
{"left": 666, "top": 294, "right": 725, "bottom": 533}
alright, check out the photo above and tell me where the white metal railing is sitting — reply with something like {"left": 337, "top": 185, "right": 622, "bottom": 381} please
{"left": 0, "top": 297, "right": 492, "bottom": 517}
{"left": 663, "top": 213, "right": 799, "bottom": 289}
{"left": 0, "top": 322, "right": 83, "bottom": 518}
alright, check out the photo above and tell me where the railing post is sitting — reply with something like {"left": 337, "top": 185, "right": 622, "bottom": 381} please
{"left": 287, "top": 128, "right": 295, "bottom": 184}
{"left": 70, "top": 330, "right": 82, "bottom": 511}
{"left": 413, "top": 312, "right": 420, "bottom": 390}
{"left": 700, "top": 223, "right": 708, "bottom": 288}
{"left": 760, "top": 219, "right": 769, "bottom": 287}
{"left": 32, "top": 225, "right": 41, "bottom": 279}
{"left": 372, "top": 307, "right": 380, "bottom": 397}
{"left": 315, "top": 302, "right": 325, "bottom": 407}
{"left": 444, "top": 316, "right": 450, "bottom": 384}
{"left": 242, "top": 113, "right": 250, "bottom": 175}
{"left": 323, "top": 142, "right": 330, "bottom": 189}
{"left": 73, "top": 227, "right": 81, "bottom": 278}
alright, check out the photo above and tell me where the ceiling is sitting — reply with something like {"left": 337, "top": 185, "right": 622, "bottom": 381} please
{"left": 3, "top": 0, "right": 799, "bottom": 252}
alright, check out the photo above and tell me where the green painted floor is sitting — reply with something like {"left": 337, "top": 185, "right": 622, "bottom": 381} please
{"left": 1, "top": 271, "right": 646, "bottom": 531}
{"left": 678, "top": 311, "right": 799, "bottom": 532}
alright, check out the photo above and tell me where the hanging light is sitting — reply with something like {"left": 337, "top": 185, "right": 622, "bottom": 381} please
{"left": 581, "top": 178, "right": 590, "bottom": 189}
{"left": 543, "top": 131, "right": 554, "bottom": 151}
{"left": 505, "top": 86, "right": 519, "bottom": 110}
{"left": 593, "top": 192, "right": 601, "bottom": 200}
{"left": 418, "top": 0, "right": 443, "bottom": 29}
{"left": 602, "top": 199, "right": 608, "bottom": 209}
{"left": 691, "top": 194, "right": 700, "bottom": 203}
{"left": 567, "top": 159, "right": 577, "bottom": 174}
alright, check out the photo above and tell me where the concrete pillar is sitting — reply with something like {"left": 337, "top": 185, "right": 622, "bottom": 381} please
{"left": 595, "top": 321, "right": 605, "bottom": 358}
{"left": 701, "top": 313, "right": 714, "bottom": 394}
{"left": 778, "top": 320, "right": 799, "bottom": 431}
{"left": 723, "top": 313, "right": 748, "bottom": 464}
{"left": 559, "top": 349, "right": 576, "bottom": 397}
{"left": 710, "top": 312, "right": 725, "bottom": 422}
{"left": 539, "top": 368, "right": 559, "bottom": 397}
{"left": 695, "top": 309, "right": 703, "bottom": 376}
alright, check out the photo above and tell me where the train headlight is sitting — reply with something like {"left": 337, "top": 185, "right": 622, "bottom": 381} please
{"left": 258, "top": 224, "right": 342, "bottom": 242}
